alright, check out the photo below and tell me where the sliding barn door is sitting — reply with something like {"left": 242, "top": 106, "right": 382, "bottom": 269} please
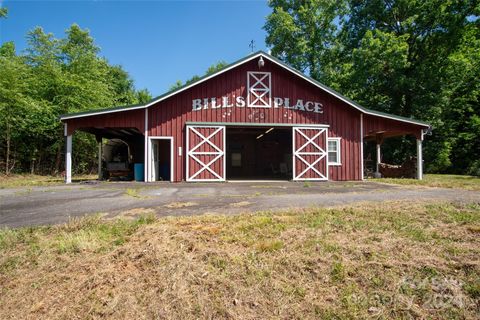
{"left": 292, "top": 127, "right": 328, "bottom": 181}
{"left": 186, "top": 125, "right": 225, "bottom": 182}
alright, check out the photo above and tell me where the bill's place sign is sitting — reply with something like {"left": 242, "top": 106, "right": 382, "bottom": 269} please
{"left": 191, "top": 71, "right": 323, "bottom": 114}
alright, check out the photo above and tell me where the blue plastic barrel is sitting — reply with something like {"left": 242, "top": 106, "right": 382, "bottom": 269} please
{"left": 160, "top": 164, "right": 170, "bottom": 181}
{"left": 134, "top": 163, "right": 144, "bottom": 182}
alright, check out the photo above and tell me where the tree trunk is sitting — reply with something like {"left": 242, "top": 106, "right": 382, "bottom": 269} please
{"left": 54, "top": 145, "right": 61, "bottom": 175}
{"left": 5, "top": 123, "right": 10, "bottom": 175}
{"left": 54, "top": 130, "right": 63, "bottom": 175}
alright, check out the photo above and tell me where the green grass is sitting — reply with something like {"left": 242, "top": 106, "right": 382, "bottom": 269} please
{"left": 371, "top": 173, "right": 480, "bottom": 190}
{"left": 0, "top": 174, "right": 97, "bottom": 188}
{"left": 0, "top": 201, "right": 478, "bottom": 319}
{"left": 0, "top": 213, "right": 155, "bottom": 255}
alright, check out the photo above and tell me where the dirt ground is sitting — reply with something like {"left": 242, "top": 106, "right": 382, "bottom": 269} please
{"left": 1, "top": 181, "right": 479, "bottom": 228}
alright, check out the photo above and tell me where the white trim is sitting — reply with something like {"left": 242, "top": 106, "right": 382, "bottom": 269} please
{"left": 186, "top": 128, "right": 189, "bottom": 182}
{"left": 223, "top": 125, "right": 226, "bottom": 182}
{"left": 360, "top": 114, "right": 364, "bottom": 180}
{"left": 376, "top": 143, "right": 381, "bottom": 174}
{"left": 186, "top": 125, "right": 226, "bottom": 182}
{"left": 59, "top": 53, "right": 262, "bottom": 120}
{"left": 327, "top": 137, "right": 342, "bottom": 166}
{"left": 144, "top": 109, "right": 148, "bottom": 182}
{"left": 60, "top": 105, "right": 146, "bottom": 120}
{"left": 247, "top": 71, "right": 271, "bottom": 108}
{"left": 186, "top": 122, "right": 329, "bottom": 128}
{"left": 143, "top": 54, "right": 259, "bottom": 108}
{"left": 59, "top": 52, "right": 428, "bottom": 127}
{"left": 65, "top": 135, "right": 72, "bottom": 184}
{"left": 292, "top": 127, "right": 328, "bottom": 181}
{"left": 148, "top": 136, "right": 174, "bottom": 182}
{"left": 416, "top": 139, "right": 423, "bottom": 180}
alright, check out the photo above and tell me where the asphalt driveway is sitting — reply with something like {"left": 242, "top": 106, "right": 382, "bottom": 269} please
{"left": 1, "top": 181, "right": 479, "bottom": 228}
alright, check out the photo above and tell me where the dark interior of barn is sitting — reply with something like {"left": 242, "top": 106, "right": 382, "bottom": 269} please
{"left": 226, "top": 127, "right": 292, "bottom": 180}
{"left": 151, "top": 139, "right": 171, "bottom": 181}
{"left": 101, "top": 135, "right": 144, "bottom": 181}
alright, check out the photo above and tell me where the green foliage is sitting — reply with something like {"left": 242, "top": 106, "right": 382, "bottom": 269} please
{"left": 0, "top": 7, "right": 7, "bottom": 18}
{"left": 0, "top": 24, "right": 150, "bottom": 174}
{"left": 265, "top": 0, "right": 480, "bottom": 174}
{"left": 169, "top": 60, "right": 228, "bottom": 91}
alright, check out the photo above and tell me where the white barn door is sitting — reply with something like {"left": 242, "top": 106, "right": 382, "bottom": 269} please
{"left": 292, "top": 127, "right": 328, "bottom": 181}
{"left": 186, "top": 125, "right": 226, "bottom": 182}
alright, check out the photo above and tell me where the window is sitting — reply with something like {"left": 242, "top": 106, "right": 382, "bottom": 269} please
{"left": 327, "top": 138, "right": 341, "bottom": 165}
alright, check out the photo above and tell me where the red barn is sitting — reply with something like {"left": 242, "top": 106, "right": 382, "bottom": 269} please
{"left": 60, "top": 51, "right": 429, "bottom": 183}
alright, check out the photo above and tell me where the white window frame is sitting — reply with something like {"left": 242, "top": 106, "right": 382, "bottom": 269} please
{"left": 327, "top": 137, "right": 341, "bottom": 166}
{"left": 247, "top": 71, "right": 271, "bottom": 108}
{"left": 147, "top": 136, "right": 174, "bottom": 182}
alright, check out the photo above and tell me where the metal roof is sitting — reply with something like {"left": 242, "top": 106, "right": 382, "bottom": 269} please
{"left": 60, "top": 51, "right": 430, "bottom": 128}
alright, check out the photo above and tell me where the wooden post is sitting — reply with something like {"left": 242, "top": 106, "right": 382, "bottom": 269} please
{"left": 416, "top": 139, "right": 423, "bottom": 180}
{"left": 375, "top": 134, "right": 384, "bottom": 176}
{"left": 98, "top": 140, "right": 102, "bottom": 180}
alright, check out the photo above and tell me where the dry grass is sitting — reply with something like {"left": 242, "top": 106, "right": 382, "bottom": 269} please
{"left": 229, "top": 201, "right": 252, "bottom": 207}
{"left": 0, "top": 174, "right": 97, "bottom": 188}
{"left": 0, "top": 201, "right": 479, "bottom": 319}
{"left": 164, "top": 201, "right": 198, "bottom": 208}
{"left": 372, "top": 174, "right": 480, "bottom": 191}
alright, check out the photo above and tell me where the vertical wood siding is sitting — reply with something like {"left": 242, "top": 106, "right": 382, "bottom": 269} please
{"left": 363, "top": 114, "right": 422, "bottom": 139}
{"left": 148, "top": 59, "right": 362, "bottom": 182}
{"left": 62, "top": 56, "right": 430, "bottom": 183}
{"left": 65, "top": 109, "right": 145, "bottom": 136}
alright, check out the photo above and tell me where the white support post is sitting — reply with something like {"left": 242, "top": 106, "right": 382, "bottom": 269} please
{"left": 376, "top": 143, "right": 381, "bottom": 174}
{"left": 98, "top": 140, "right": 102, "bottom": 180}
{"left": 360, "top": 114, "right": 364, "bottom": 180}
{"left": 144, "top": 109, "right": 148, "bottom": 182}
{"left": 416, "top": 139, "right": 423, "bottom": 180}
{"left": 65, "top": 134, "right": 72, "bottom": 184}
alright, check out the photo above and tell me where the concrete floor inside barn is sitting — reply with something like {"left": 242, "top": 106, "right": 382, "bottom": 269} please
{"left": 1, "top": 181, "right": 480, "bottom": 228}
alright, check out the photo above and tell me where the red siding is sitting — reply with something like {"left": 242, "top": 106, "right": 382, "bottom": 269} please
{"left": 65, "top": 108, "right": 145, "bottom": 136}
{"left": 363, "top": 114, "right": 422, "bottom": 140}
{"left": 148, "top": 58, "right": 362, "bottom": 182}
{"left": 63, "top": 55, "right": 428, "bottom": 182}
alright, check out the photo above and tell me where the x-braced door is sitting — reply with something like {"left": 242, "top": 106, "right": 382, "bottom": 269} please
{"left": 292, "top": 127, "right": 328, "bottom": 181}
{"left": 186, "top": 125, "right": 225, "bottom": 182}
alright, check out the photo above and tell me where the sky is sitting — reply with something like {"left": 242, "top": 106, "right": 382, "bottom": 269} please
{"left": 0, "top": 0, "right": 271, "bottom": 95}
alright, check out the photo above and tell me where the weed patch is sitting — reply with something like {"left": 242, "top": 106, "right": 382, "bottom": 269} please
{"left": 372, "top": 174, "right": 480, "bottom": 191}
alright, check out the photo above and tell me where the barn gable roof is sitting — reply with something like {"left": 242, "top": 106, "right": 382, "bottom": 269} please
{"left": 60, "top": 51, "right": 429, "bottom": 128}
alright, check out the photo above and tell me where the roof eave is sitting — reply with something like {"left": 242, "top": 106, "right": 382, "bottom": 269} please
{"left": 60, "top": 50, "right": 430, "bottom": 128}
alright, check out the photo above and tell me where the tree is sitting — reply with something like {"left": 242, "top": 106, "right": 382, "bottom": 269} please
{"left": 135, "top": 88, "right": 152, "bottom": 104}
{"left": 169, "top": 60, "right": 228, "bottom": 91}
{"left": 264, "top": 0, "right": 480, "bottom": 174}
{"left": 264, "top": 0, "right": 346, "bottom": 81}
{"left": 0, "top": 24, "right": 151, "bottom": 175}
{"left": 0, "top": 7, "right": 7, "bottom": 18}
{"left": 0, "top": 43, "right": 32, "bottom": 174}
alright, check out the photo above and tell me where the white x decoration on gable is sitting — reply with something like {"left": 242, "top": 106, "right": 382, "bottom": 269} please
{"left": 247, "top": 71, "right": 271, "bottom": 108}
